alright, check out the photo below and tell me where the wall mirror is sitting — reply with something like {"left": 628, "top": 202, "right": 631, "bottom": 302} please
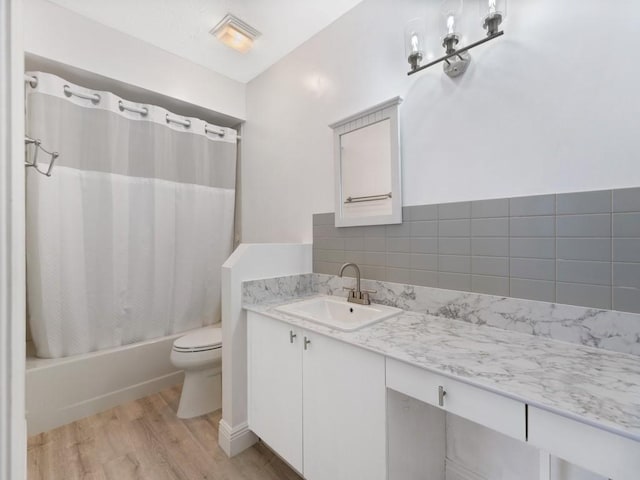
{"left": 330, "top": 97, "right": 402, "bottom": 227}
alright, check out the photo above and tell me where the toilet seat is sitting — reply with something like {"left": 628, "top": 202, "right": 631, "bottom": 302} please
{"left": 172, "top": 327, "right": 222, "bottom": 353}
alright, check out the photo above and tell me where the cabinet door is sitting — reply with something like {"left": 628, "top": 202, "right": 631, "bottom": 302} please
{"left": 247, "top": 312, "right": 303, "bottom": 473}
{"left": 302, "top": 331, "right": 386, "bottom": 480}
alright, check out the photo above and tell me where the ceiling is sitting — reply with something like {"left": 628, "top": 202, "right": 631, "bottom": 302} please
{"left": 48, "top": 0, "right": 364, "bottom": 83}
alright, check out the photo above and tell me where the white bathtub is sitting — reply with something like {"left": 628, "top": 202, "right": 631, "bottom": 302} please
{"left": 26, "top": 330, "right": 195, "bottom": 435}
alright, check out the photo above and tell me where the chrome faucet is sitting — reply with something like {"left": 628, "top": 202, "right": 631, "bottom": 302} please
{"left": 338, "top": 262, "right": 372, "bottom": 305}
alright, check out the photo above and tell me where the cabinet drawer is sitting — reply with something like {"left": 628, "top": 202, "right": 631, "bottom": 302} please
{"left": 386, "top": 358, "right": 525, "bottom": 441}
{"left": 528, "top": 406, "right": 640, "bottom": 480}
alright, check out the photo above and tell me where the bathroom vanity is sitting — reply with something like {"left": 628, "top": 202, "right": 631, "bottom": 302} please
{"left": 244, "top": 277, "right": 640, "bottom": 480}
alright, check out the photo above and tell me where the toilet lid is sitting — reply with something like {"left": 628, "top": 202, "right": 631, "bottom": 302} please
{"left": 173, "top": 327, "right": 222, "bottom": 352}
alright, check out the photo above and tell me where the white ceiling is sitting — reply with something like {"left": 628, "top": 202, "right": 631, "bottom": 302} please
{"left": 47, "top": 0, "right": 364, "bottom": 83}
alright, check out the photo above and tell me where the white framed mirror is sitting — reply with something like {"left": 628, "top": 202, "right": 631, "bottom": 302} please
{"left": 330, "top": 97, "right": 403, "bottom": 227}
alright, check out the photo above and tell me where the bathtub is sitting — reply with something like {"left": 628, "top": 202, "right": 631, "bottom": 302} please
{"left": 26, "top": 330, "right": 197, "bottom": 435}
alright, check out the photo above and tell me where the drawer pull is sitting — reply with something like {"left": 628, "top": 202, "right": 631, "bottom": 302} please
{"left": 289, "top": 330, "right": 297, "bottom": 343}
{"left": 438, "top": 385, "right": 447, "bottom": 407}
{"left": 304, "top": 337, "right": 311, "bottom": 350}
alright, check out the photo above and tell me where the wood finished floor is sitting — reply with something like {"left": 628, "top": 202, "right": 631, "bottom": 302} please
{"left": 27, "top": 385, "right": 303, "bottom": 480}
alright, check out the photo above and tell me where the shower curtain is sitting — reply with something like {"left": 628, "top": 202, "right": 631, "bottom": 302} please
{"left": 25, "top": 72, "right": 237, "bottom": 359}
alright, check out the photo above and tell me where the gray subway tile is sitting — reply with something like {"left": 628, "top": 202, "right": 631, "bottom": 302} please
{"left": 341, "top": 226, "right": 366, "bottom": 237}
{"left": 438, "top": 219, "right": 470, "bottom": 237}
{"left": 510, "top": 195, "right": 555, "bottom": 216}
{"left": 387, "top": 268, "right": 412, "bottom": 284}
{"left": 472, "top": 257, "right": 509, "bottom": 277}
{"left": 472, "top": 198, "right": 509, "bottom": 218}
{"left": 510, "top": 216, "right": 555, "bottom": 237}
{"left": 344, "top": 236, "right": 364, "bottom": 251}
{"left": 438, "top": 272, "right": 471, "bottom": 291}
{"left": 314, "top": 261, "right": 342, "bottom": 275}
{"left": 364, "top": 251, "right": 386, "bottom": 266}
{"left": 556, "top": 260, "right": 611, "bottom": 286}
{"left": 365, "top": 267, "right": 388, "bottom": 282}
{"left": 313, "top": 212, "right": 335, "bottom": 225}
{"left": 613, "top": 263, "right": 640, "bottom": 288}
{"left": 314, "top": 249, "right": 344, "bottom": 263}
{"left": 438, "top": 202, "right": 471, "bottom": 220}
{"left": 361, "top": 265, "right": 386, "bottom": 281}
{"left": 363, "top": 225, "right": 387, "bottom": 237}
{"left": 410, "top": 269, "right": 438, "bottom": 287}
{"left": 510, "top": 278, "right": 555, "bottom": 302}
{"left": 613, "top": 213, "right": 640, "bottom": 237}
{"left": 613, "top": 287, "right": 640, "bottom": 314}
{"left": 471, "top": 218, "right": 509, "bottom": 237}
{"left": 472, "top": 237, "right": 509, "bottom": 257}
{"left": 438, "top": 237, "right": 471, "bottom": 255}
{"left": 313, "top": 224, "right": 339, "bottom": 238}
{"left": 344, "top": 251, "right": 365, "bottom": 265}
{"left": 438, "top": 255, "right": 471, "bottom": 274}
{"left": 325, "top": 237, "right": 346, "bottom": 250}
{"left": 386, "top": 237, "right": 411, "bottom": 253}
{"left": 404, "top": 204, "right": 438, "bottom": 221}
{"left": 556, "top": 238, "right": 611, "bottom": 261}
{"left": 472, "top": 275, "right": 509, "bottom": 296}
{"left": 386, "top": 223, "right": 412, "bottom": 237}
{"left": 411, "top": 254, "right": 438, "bottom": 271}
{"left": 313, "top": 237, "right": 330, "bottom": 250}
{"left": 411, "top": 237, "right": 439, "bottom": 254}
{"left": 613, "top": 187, "right": 640, "bottom": 213}
{"left": 364, "top": 236, "right": 386, "bottom": 252}
{"left": 557, "top": 282, "right": 611, "bottom": 310}
{"left": 557, "top": 190, "right": 611, "bottom": 215}
{"left": 411, "top": 220, "right": 438, "bottom": 237}
{"left": 510, "top": 258, "right": 555, "bottom": 281}
{"left": 386, "top": 253, "right": 411, "bottom": 269}
{"left": 613, "top": 238, "right": 640, "bottom": 262}
{"left": 510, "top": 238, "right": 555, "bottom": 259}
{"left": 556, "top": 214, "right": 611, "bottom": 237}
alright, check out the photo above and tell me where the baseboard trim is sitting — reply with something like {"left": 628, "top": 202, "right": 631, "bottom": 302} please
{"left": 218, "top": 419, "right": 258, "bottom": 457}
{"left": 446, "top": 457, "right": 488, "bottom": 480}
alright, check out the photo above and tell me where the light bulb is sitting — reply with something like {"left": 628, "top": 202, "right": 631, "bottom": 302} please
{"left": 446, "top": 15, "right": 456, "bottom": 35}
{"left": 410, "top": 33, "right": 420, "bottom": 54}
{"left": 488, "top": 0, "right": 497, "bottom": 15}
{"left": 404, "top": 18, "right": 426, "bottom": 71}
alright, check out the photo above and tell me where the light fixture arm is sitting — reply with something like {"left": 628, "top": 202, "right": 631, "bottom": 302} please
{"left": 407, "top": 30, "right": 504, "bottom": 76}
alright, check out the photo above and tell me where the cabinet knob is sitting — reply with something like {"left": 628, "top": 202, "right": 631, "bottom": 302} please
{"left": 304, "top": 337, "right": 311, "bottom": 350}
{"left": 438, "top": 385, "right": 447, "bottom": 407}
{"left": 289, "top": 330, "right": 297, "bottom": 343}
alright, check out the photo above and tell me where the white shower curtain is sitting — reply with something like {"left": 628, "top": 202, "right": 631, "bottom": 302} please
{"left": 25, "top": 72, "right": 237, "bottom": 358}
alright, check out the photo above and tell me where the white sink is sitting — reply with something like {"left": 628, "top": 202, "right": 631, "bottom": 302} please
{"left": 275, "top": 296, "right": 401, "bottom": 332}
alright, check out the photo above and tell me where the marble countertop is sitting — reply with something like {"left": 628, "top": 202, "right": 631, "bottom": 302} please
{"left": 245, "top": 295, "right": 640, "bottom": 442}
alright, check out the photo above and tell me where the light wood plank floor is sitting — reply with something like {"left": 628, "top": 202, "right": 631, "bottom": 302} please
{"left": 28, "top": 385, "right": 303, "bottom": 480}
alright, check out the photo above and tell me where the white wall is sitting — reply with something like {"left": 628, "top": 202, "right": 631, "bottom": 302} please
{"left": 24, "top": 0, "right": 246, "bottom": 121}
{"left": 242, "top": 0, "right": 640, "bottom": 243}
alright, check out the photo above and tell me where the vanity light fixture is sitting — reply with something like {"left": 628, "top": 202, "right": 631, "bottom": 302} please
{"left": 405, "top": 0, "right": 506, "bottom": 77}
{"left": 210, "top": 14, "right": 261, "bottom": 53}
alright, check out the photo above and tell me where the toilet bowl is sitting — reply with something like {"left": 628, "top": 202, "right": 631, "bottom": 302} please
{"left": 170, "top": 326, "right": 222, "bottom": 419}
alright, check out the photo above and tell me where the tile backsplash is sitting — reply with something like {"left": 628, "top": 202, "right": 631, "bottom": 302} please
{"left": 312, "top": 187, "right": 640, "bottom": 314}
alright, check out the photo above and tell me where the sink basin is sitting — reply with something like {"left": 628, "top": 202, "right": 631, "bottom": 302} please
{"left": 275, "top": 296, "right": 401, "bottom": 332}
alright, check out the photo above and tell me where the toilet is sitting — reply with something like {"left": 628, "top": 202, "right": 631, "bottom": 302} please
{"left": 170, "top": 325, "right": 222, "bottom": 419}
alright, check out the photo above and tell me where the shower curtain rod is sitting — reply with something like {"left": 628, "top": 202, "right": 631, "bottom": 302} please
{"left": 24, "top": 72, "right": 241, "bottom": 141}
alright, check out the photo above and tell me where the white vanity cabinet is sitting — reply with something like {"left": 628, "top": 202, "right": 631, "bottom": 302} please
{"left": 247, "top": 311, "right": 387, "bottom": 480}
{"left": 247, "top": 311, "right": 304, "bottom": 472}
